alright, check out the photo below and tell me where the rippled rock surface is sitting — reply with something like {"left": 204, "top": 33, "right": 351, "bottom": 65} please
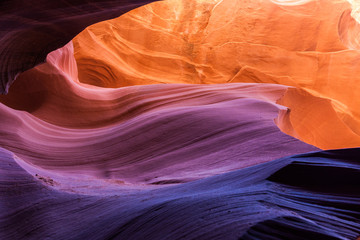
{"left": 1, "top": 147, "right": 359, "bottom": 239}
{"left": 0, "top": 0, "right": 359, "bottom": 239}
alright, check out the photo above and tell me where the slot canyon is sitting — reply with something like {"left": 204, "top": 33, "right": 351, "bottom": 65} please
{"left": 0, "top": 0, "right": 359, "bottom": 239}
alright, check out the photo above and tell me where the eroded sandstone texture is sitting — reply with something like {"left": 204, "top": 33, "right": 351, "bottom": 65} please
{"left": 0, "top": 0, "right": 359, "bottom": 239}
{"left": 72, "top": 0, "right": 360, "bottom": 149}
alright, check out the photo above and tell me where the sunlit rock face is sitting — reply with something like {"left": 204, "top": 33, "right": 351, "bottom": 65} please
{"left": 1, "top": 0, "right": 360, "bottom": 239}
{"left": 73, "top": 0, "right": 348, "bottom": 88}
{"left": 73, "top": 0, "right": 360, "bottom": 149}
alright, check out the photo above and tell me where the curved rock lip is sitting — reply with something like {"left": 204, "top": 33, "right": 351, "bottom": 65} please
{"left": 0, "top": 0, "right": 157, "bottom": 94}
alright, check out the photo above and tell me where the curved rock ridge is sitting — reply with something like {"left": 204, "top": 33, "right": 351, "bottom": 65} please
{"left": 0, "top": 43, "right": 318, "bottom": 188}
{"left": 71, "top": 0, "right": 360, "bottom": 149}
{"left": 1, "top": 42, "right": 290, "bottom": 128}
{"left": 0, "top": 0, "right": 157, "bottom": 94}
{"left": 1, "top": 147, "right": 359, "bottom": 239}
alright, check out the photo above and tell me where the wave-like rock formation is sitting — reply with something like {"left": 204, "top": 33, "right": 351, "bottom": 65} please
{"left": 0, "top": 42, "right": 318, "bottom": 187}
{"left": 1, "top": 0, "right": 360, "bottom": 239}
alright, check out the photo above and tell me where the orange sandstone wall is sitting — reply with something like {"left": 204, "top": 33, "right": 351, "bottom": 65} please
{"left": 73, "top": 0, "right": 360, "bottom": 149}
